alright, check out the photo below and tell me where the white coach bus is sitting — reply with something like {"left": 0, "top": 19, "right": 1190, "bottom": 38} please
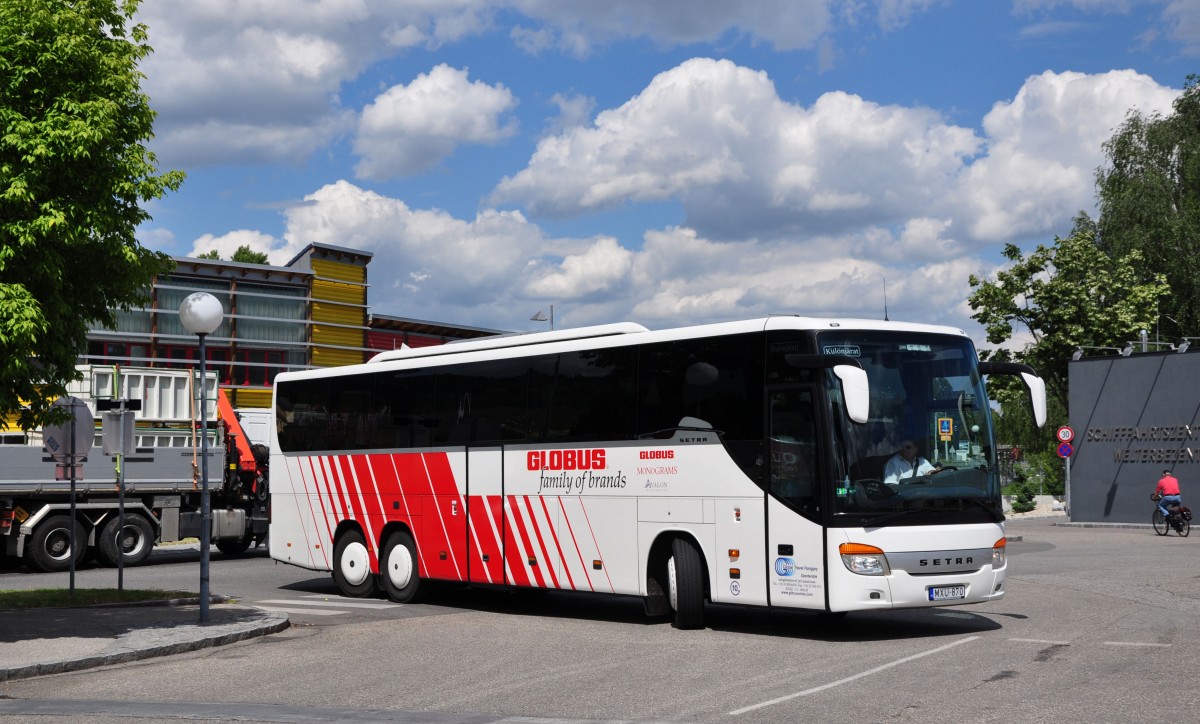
{"left": 269, "top": 316, "right": 1046, "bottom": 628}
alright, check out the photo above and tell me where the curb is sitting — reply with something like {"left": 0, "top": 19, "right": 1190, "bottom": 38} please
{"left": 0, "top": 603, "right": 289, "bottom": 683}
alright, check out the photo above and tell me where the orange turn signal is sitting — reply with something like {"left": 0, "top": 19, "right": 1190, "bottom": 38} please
{"left": 839, "top": 542, "right": 885, "bottom": 556}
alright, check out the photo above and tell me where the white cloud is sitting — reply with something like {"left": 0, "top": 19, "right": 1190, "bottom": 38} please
{"left": 189, "top": 230, "right": 281, "bottom": 261}
{"left": 509, "top": 0, "right": 835, "bottom": 54}
{"left": 1164, "top": 0, "right": 1200, "bottom": 54}
{"left": 494, "top": 61, "right": 1179, "bottom": 250}
{"left": 961, "top": 69, "right": 1178, "bottom": 240}
{"left": 136, "top": 0, "right": 1193, "bottom": 172}
{"left": 219, "top": 181, "right": 983, "bottom": 333}
{"left": 353, "top": 65, "right": 518, "bottom": 179}
{"left": 137, "top": 1, "right": 496, "bottom": 166}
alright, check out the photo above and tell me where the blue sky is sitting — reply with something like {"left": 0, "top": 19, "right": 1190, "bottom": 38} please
{"left": 133, "top": 1, "right": 1197, "bottom": 340}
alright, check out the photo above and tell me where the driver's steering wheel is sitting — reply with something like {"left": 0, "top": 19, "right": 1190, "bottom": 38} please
{"left": 857, "top": 479, "right": 895, "bottom": 501}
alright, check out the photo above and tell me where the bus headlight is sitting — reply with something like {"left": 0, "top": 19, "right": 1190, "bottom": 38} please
{"left": 992, "top": 537, "right": 1006, "bottom": 569}
{"left": 839, "top": 542, "right": 890, "bottom": 576}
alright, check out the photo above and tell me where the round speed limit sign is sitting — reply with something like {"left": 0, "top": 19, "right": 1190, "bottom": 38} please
{"left": 1056, "top": 426, "right": 1074, "bottom": 443}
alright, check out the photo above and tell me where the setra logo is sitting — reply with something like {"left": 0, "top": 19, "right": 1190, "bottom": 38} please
{"left": 775, "top": 557, "right": 796, "bottom": 577}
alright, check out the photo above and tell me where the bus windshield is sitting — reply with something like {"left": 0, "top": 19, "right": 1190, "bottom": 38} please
{"left": 819, "top": 331, "right": 1000, "bottom": 523}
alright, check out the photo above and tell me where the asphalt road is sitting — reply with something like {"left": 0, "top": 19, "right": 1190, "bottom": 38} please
{"left": 1, "top": 518, "right": 1198, "bottom": 723}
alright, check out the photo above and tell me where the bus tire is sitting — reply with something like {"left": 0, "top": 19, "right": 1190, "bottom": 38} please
{"left": 96, "top": 514, "right": 155, "bottom": 567}
{"left": 25, "top": 514, "right": 86, "bottom": 573}
{"left": 668, "top": 537, "right": 705, "bottom": 630}
{"left": 333, "top": 529, "right": 377, "bottom": 598}
{"left": 381, "top": 530, "right": 426, "bottom": 603}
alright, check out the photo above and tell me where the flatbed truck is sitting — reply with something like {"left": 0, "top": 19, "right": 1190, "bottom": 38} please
{"left": 0, "top": 369, "right": 269, "bottom": 572}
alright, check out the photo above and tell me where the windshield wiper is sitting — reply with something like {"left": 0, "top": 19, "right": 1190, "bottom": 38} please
{"left": 862, "top": 497, "right": 1002, "bottom": 526}
{"left": 956, "top": 496, "right": 1004, "bottom": 522}
{"left": 863, "top": 507, "right": 925, "bottom": 527}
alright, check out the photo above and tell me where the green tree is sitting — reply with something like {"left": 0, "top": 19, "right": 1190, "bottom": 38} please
{"left": 195, "top": 245, "right": 269, "bottom": 264}
{"left": 1096, "top": 75, "right": 1200, "bottom": 340}
{"left": 0, "top": 0, "right": 182, "bottom": 428}
{"left": 968, "top": 217, "right": 1167, "bottom": 416}
{"left": 231, "top": 245, "right": 268, "bottom": 264}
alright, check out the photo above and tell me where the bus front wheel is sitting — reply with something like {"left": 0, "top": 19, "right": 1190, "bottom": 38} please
{"left": 381, "top": 530, "right": 426, "bottom": 603}
{"left": 333, "top": 529, "right": 376, "bottom": 598}
{"left": 667, "top": 537, "right": 705, "bottom": 630}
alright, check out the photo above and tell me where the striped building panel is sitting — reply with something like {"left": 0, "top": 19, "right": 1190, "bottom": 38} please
{"left": 366, "top": 330, "right": 447, "bottom": 350}
{"left": 312, "top": 279, "right": 365, "bottom": 307}
{"left": 311, "top": 301, "right": 365, "bottom": 326}
{"left": 311, "top": 258, "right": 366, "bottom": 284}
{"left": 232, "top": 389, "right": 272, "bottom": 409}
{"left": 312, "top": 326, "right": 364, "bottom": 348}
{"left": 312, "top": 347, "right": 363, "bottom": 367}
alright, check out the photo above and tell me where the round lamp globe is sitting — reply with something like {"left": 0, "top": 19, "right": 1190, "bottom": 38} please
{"left": 179, "top": 292, "right": 223, "bottom": 335}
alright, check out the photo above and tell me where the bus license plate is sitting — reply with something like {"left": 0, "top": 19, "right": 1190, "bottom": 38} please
{"left": 928, "top": 585, "right": 966, "bottom": 601}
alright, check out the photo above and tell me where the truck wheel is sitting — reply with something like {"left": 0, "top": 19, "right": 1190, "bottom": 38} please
{"left": 25, "top": 514, "right": 86, "bottom": 573}
{"left": 333, "top": 529, "right": 376, "bottom": 598}
{"left": 667, "top": 537, "right": 706, "bottom": 630}
{"left": 381, "top": 530, "right": 426, "bottom": 603}
{"left": 96, "top": 514, "right": 156, "bottom": 567}
{"left": 216, "top": 532, "right": 254, "bottom": 556}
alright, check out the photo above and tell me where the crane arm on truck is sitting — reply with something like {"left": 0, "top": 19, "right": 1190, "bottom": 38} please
{"left": 217, "top": 389, "right": 257, "bottom": 475}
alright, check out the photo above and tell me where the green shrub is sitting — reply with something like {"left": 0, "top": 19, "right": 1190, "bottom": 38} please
{"left": 1010, "top": 480, "right": 1037, "bottom": 513}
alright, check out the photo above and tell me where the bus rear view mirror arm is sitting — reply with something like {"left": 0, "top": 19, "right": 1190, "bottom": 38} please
{"left": 977, "top": 361, "right": 1048, "bottom": 428}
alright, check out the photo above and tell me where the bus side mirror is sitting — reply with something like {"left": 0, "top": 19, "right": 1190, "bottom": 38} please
{"left": 978, "top": 361, "right": 1047, "bottom": 428}
{"left": 833, "top": 365, "right": 870, "bottom": 424}
{"left": 1020, "top": 372, "right": 1047, "bottom": 428}
{"left": 785, "top": 353, "right": 870, "bottom": 424}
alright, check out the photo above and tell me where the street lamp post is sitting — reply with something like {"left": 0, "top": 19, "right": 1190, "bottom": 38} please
{"left": 530, "top": 304, "right": 554, "bottom": 330}
{"left": 178, "top": 292, "right": 223, "bottom": 624}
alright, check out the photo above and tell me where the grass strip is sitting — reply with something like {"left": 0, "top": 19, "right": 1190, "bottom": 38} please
{"left": 0, "top": 588, "right": 195, "bottom": 610}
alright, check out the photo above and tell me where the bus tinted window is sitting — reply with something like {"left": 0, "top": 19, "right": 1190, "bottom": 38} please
{"left": 376, "top": 369, "right": 437, "bottom": 448}
{"left": 636, "top": 334, "right": 764, "bottom": 441}
{"left": 326, "top": 374, "right": 377, "bottom": 450}
{"left": 434, "top": 358, "right": 530, "bottom": 444}
{"left": 277, "top": 376, "right": 331, "bottom": 452}
{"left": 535, "top": 349, "right": 637, "bottom": 442}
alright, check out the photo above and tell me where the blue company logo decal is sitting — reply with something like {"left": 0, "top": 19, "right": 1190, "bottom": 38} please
{"left": 775, "top": 557, "right": 796, "bottom": 577}
{"left": 822, "top": 345, "right": 861, "bottom": 357}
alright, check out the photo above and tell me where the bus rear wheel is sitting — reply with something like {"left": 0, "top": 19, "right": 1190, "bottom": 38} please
{"left": 667, "top": 537, "right": 705, "bottom": 630}
{"left": 381, "top": 530, "right": 426, "bottom": 603}
{"left": 333, "top": 529, "right": 376, "bottom": 598}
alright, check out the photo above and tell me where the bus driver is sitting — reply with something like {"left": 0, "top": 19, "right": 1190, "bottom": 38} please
{"left": 884, "top": 439, "right": 942, "bottom": 485}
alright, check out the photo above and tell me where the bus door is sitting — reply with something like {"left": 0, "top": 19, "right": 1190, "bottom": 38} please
{"left": 765, "top": 386, "right": 826, "bottom": 609}
{"left": 466, "top": 446, "right": 506, "bottom": 585}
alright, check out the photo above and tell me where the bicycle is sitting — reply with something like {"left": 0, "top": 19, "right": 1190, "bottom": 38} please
{"left": 1151, "top": 500, "right": 1191, "bottom": 537}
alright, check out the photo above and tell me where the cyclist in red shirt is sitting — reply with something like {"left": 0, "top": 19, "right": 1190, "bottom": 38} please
{"left": 1156, "top": 469, "right": 1182, "bottom": 518}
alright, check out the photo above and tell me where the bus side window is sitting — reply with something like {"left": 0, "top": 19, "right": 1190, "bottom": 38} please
{"left": 636, "top": 334, "right": 763, "bottom": 440}
{"left": 538, "top": 349, "right": 637, "bottom": 443}
{"left": 376, "top": 370, "right": 435, "bottom": 449}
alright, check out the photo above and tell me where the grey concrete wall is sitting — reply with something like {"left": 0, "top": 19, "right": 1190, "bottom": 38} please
{"left": 1068, "top": 351, "right": 1200, "bottom": 524}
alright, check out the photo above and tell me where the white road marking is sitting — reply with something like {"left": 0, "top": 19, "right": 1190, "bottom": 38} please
{"left": 301, "top": 594, "right": 400, "bottom": 606}
{"left": 253, "top": 605, "right": 346, "bottom": 616}
{"left": 1103, "top": 641, "right": 1171, "bottom": 647}
{"left": 258, "top": 598, "right": 398, "bottom": 609}
{"left": 1010, "top": 638, "right": 1071, "bottom": 645}
{"left": 728, "top": 636, "right": 981, "bottom": 715}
